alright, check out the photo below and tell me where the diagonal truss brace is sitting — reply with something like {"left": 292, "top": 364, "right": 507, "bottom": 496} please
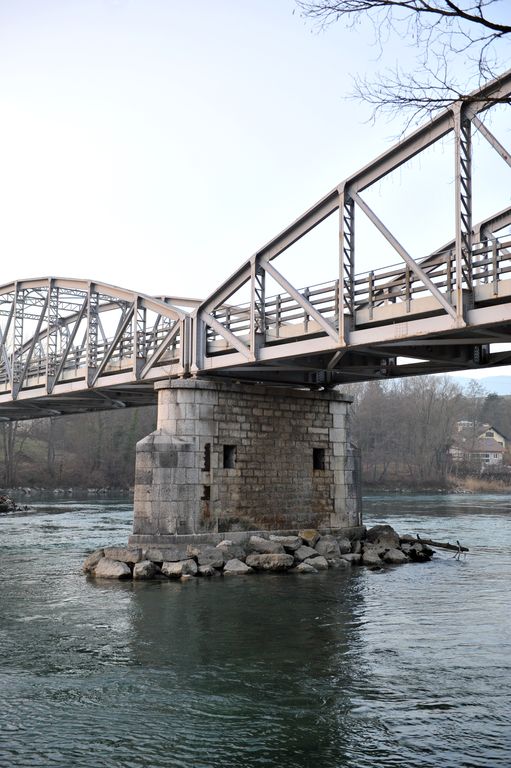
{"left": 472, "top": 116, "right": 511, "bottom": 169}
{"left": 90, "top": 304, "right": 135, "bottom": 386}
{"left": 139, "top": 320, "right": 180, "bottom": 379}
{"left": 263, "top": 261, "right": 339, "bottom": 343}
{"left": 199, "top": 309, "right": 252, "bottom": 360}
{"left": 352, "top": 192, "right": 459, "bottom": 323}
{"left": 48, "top": 296, "right": 88, "bottom": 394}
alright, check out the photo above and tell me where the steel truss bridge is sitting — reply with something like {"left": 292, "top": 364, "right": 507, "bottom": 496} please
{"left": 2, "top": 70, "right": 511, "bottom": 420}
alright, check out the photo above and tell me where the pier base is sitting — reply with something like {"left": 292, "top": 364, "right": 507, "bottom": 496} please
{"left": 129, "top": 379, "right": 361, "bottom": 547}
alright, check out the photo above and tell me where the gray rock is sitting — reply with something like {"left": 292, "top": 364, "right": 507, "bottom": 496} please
{"left": 269, "top": 535, "right": 302, "bottom": 551}
{"left": 327, "top": 557, "right": 350, "bottom": 568}
{"left": 247, "top": 536, "right": 284, "bottom": 555}
{"left": 0, "top": 495, "right": 16, "bottom": 513}
{"left": 245, "top": 553, "right": 294, "bottom": 571}
{"left": 341, "top": 553, "right": 362, "bottom": 565}
{"left": 337, "top": 537, "right": 352, "bottom": 555}
{"left": 294, "top": 545, "right": 319, "bottom": 562}
{"left": 292, "top": 562, "right": 317, "bottom": 574}
{"left": 94, "top": 558, "right": 132, "bottom": 579}
{"left": 216, "top": 541, "right": 247, "bottom": 561}
{"left": 198, "top": 564, "right": 218, "bottom": 577}
{"left": 103, "top": 547, "right": 143, "bottom": 564}
{"left": 298, "top": 529, "right": 320, "bottom": 547}
{"left": 407, "top": 543, "right": 432, "bottom": 562}
{"left": 361, "top": 547, "right": 383, "bottom": 567}
{"left": 82, "top": 548, "right": 105, "bottom": 574}
{"left": 351, "top": 540, "right": 362, "bottom": 555}
{"left": 383, "top": 548, "right": 409, "bottom": 565}
{"left": 133, "top": 560, "right": 158, "bottom": 579}
{"left": 315, "top": 536, "right": 341, "bottom": 558}
{"left": 196, "top": 547, "right": 225, "bottom": 568}
{"left": 161, "top": 559, "right": 198, "bottom": 578}
{"left": 304, "top": 555, "right": 329, "bottom": 570}
{"left": 145, "top": 545, "right": 190, "bottom": 563}
{"left": 223, "top": 558, "right": 253, "bottom": 575}
{"left": 365, "top": 524, "right": 400, "bottom": 551}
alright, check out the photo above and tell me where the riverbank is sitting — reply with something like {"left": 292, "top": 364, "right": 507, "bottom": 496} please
{"left": 363, "top": 474, "right": 511, "bottom": 494}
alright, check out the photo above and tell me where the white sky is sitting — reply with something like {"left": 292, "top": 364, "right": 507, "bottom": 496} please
{"left": 1, "top": 0, "right": 510, "bottom": 379}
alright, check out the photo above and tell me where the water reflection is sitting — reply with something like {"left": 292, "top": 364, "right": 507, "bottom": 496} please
{"left": 1, "top": 496, "right": 511, "bottom": 767}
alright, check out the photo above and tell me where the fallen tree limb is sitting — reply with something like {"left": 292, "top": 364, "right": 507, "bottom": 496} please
{"left": 400, "top": 534, "right": 469, "bottom": 553}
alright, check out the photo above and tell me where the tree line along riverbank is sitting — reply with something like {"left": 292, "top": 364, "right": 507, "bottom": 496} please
{"left": 1, "top": 375, "right": 510, "bottom": 492}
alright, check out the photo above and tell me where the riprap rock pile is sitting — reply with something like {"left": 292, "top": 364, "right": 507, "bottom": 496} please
{"left": 83, "top": 525, "right": 434, "bottom": 581}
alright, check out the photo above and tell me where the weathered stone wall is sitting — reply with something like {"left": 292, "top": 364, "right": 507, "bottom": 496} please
{"left": 131, "top": 379, "right": 360, "bottom": 542}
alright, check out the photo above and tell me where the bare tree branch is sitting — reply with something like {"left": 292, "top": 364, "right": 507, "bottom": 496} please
{"left": 297, "top": 0, "right": 511, "bottom": 124}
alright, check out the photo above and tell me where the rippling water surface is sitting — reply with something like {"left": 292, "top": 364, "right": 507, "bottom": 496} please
{"left": 1, "top": 493, "right": 510, "bottom": 767}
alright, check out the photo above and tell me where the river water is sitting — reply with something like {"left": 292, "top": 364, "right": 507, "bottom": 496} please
{"left": 0, "top": 493, "right": 510, "bottom": 768}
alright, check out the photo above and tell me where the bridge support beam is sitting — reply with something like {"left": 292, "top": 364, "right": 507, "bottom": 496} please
{"left": 129, "top": 379, "right": 362, "bottom": 547}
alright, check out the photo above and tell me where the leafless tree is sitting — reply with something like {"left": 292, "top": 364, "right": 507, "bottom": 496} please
{"left": 297, "top": 1, "right": 511, "bottom": 124}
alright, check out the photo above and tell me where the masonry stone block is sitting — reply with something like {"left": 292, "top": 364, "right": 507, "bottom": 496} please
{"left": 131, "top": 379, "right": 361, "bottom": 542}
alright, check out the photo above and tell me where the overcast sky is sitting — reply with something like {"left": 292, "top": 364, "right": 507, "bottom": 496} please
{"left": 1, "top": 0, "right": 510, "bottom": 379}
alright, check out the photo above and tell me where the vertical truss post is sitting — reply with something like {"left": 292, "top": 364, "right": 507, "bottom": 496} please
{"left": 249, "top": 258, "right": 266, "bottom": 359}
{"left": 46, "top": 279, "right": 59, "bottom": 393}
{"left": 86, "top": 284, "right": 99, "bottom": 387}
{"left": 190, "top": 313, "right": 206, "bottom": 375}
{"left": 11, "top": 284, "right": 24, "bottom": 398}
{"left": 454, "top": 105, "right": 473, "bottom": 323}
{"left": 132, "top": 298, "right": 146, "bottom": 379}
{"left": 339, "top": 188, "right": 355, "bottom": 344}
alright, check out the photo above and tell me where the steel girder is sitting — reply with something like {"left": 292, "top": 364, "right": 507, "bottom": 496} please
{"left": 0, "top": 279, "right": 186, "bottom": 417}
{"left": 187, "top": 67, "right": 511, "bottom": 385}
{"left": 3, "top": 70, "right": 511, "bottom": 418}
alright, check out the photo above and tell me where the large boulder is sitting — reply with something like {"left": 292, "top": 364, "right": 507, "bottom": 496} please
{"left": 383, "top": 548, "right": 409, "bottom": 565}
{"left": 133, "top": 560, "right": 158, "bottom": 579}
{"left": 341, "top": 553, "right": 361, "bottom": 565}
{"left": 247, "top": 536, "right": 284, "bottom": 555}
{"left": 361, "top": 547, "right": 383, "bottom": 567}
{"left": 365, "top": 525, "right": 400, "bottom": 551}
{"left": 292, "top": 562, "right": 317, "bottom": 574}
{"left": 198, "top": 564, "right": 219, "bottom": 577}
{"left": 327, "top": 557, "right": 350, "bottom": 568}
{"left": 315, "top": 536, "right": 341, "bottom": 558}
{"left": 161, "top": 559, "right": 198, "bottom": 578}
{"left": 304, "top": 555, "right": 329, "bottom": 570}
{"left": 216, "top": 540, "right": 247, "bottom": 562}
{"left": 0, "top": 496, "right": 16, "bottom": 513}
{"left": 245, "top": 553, "right": 294, "bottom": 571}
{"left": 294, "top": 545, "right": 319, "bottom": 562}
{"left": 406, "top": 543, "right": 433, "bottom": 562}
{"left": 82, "top": 548, "right": 105, "bottom": 574}
{"left": 103, "top": 547, "right": 143, "bottom": 564}
{"left": 94, "top": 558, "right": 131, "bottom": 579}
{"left": 145, "top": 545, "right": 190, "bottom": 563}
{"left": 298, "top": 529, "right": 320, "bottom": 547}
{"left": 223, "top": 558, "right": 253, "bottom": 575}
{"left": 269, "top": 535, "right": 302, "bottom": 552}
{"left": 196, "top": 547, "right": 225, "bottom": 569}
{"left": 336, "top": 537, "right": 352, "bottom": 555}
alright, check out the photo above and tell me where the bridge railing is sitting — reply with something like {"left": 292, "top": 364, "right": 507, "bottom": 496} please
{"left": 204, "top": 235, "right": 511, "bottom": 353}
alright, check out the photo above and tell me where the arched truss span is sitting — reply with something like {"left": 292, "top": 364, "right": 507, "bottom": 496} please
{"left": 0, "top": 278, "right": 189, "bottom": 413}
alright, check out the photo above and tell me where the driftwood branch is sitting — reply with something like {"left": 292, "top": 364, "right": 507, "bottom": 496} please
{"left": 400, "top": 534, "right": 469, "bottom": 552}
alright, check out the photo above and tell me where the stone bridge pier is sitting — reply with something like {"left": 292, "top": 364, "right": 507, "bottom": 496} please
{"left": 128, "top": 379, "right": 362, "bottom": 548}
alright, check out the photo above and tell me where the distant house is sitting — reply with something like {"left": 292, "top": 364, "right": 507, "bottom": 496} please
{"left": 477, "top": 425, "right": 507, "bottom": 450}
{"left": 450, "top": 422, "right": 508, "bottom": 468}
